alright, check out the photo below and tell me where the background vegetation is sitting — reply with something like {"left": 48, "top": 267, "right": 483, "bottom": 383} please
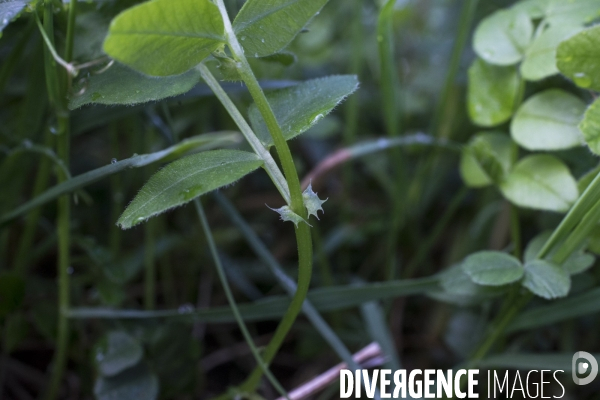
{"left": 1, "top": 0, "right": 600, "bottom": 399}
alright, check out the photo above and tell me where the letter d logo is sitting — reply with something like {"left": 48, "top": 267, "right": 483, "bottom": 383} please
{"left": 572, "top": 351, "right": 598, "bottom": 385}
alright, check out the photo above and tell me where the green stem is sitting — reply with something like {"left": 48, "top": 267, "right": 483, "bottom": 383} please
{"left": 195, "top": 199, "right": 289, "bottom": 399}
{"left": 404, "top": 187, "right": 468, "bottom": 278}
{"left": 13, "top": 134, "right": 53, "bottom": 275}
{"left": 431, "top": 0, "right": 479, "bottom": 138}
{"left": 144, "top": 220, "right": 156, "bottom": 310}
{"left": 214, "top": 0, "right": 303, "bottom": 216}
{"left": 510, "top": 204, "right": 521, "bottom": 259}
{"left": 197, "top": 64, "right": 290, "bottom": 204}
{"left": 378, "top": 0, "right": 401, "bottom": 139}
{"left": 214, "top": 0, "right": 313, "bottom": 392}
{"left": 43, "top": 1, "right": 76, "bottom": 398}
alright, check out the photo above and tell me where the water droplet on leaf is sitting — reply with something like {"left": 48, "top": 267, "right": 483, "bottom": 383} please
{"left": 573, "top": 72, "right": 592, "bottom": 88}
{"left": 111, "top": 158, "right": 117, "bottom": 164}
{"left": 91, "top": 92, "right": 102, "bottom": 101}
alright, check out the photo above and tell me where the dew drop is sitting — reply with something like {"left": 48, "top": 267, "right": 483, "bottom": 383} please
{"left": 312, "top": 113, "right": 324, "bottom": 123}
{"left": 261, "top": 38, "right": 265, "bottom": 43}
{"left": 135, "top": 216, "right": 145, "bottom": 223}
{"left": 49, "top": 125, "right": 59, "bottom": 135}
{"left": 111, "top": 158, "right": 117, "bottom": 164}
{"left": 254, "top": 53, "right": 258, "bottom": 57}
{"left": 135, "top": 90, "right": 140, "bottom": 94}
{"left": 241, "top": 36, "right": 246, "bottom": 41}
{"left": 91, "top": 92, "right": 102, "bottom": 101}
{"left": 573, "top": 72, "right": 592, "bottom": 88}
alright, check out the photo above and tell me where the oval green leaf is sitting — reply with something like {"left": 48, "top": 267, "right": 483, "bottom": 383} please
{"left": 103, "top": 0, "right": 225, "bottom": 76}
{"left": 579, "top": 97, "right": 600, "bottom": 155}
{"left": 233, "top": 0, "right": 329, "bottom": 58}
{"left": 557, "top": 25, "right": 600, "bottom": 91}
{"left": 545, "top": 0, "right": 600, "bottom": 26}
{"left": 96, "top": 331, "right": 143, "bottom": 377}
{"left": 522, "top": 259, "right": 570, "bottom": 299}
{"left": 510, "top": 89, "right": 585, "bottom": 151}
{"left": 520, "top": 25, "right": 582, "bottom": 81}
{"left": 249, "top": 75, "right": 359, "bottom": 147}
{"left": 500, "top": 154, "right": 578, "bottom": 212}
{"left": 467, "top": 58, "right": 522, "bottom": 127}
{"left": 69, "top": 63, "right": 201, "bottom": 109}
{"left": 117, "top": 150, "right": 263, "bottom": 229}
{"left": 473, "top": 9, "right": 533, "bottom": 66}
{"left": 462, "top": 251, "right": 524, "bottom": 286}
{"left": 460, "top": 132, "right": 513, "bottom": 188}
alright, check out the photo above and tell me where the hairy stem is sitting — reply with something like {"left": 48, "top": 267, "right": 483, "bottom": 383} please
{"left": 197, "top": 64, "right": 290, "bottom": 204}
{"left": 195, "top": 199, "right": 289, "bottom": 399}
{"left": 213, "top": 0, "right": 313, "bottom": 393}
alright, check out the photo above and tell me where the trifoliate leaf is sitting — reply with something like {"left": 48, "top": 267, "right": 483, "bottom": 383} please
{"left": 302, "top": 183, "right": 327, "bottom": 220}
{"left": 267, "top": 205, "right": 311, "bottom": 227}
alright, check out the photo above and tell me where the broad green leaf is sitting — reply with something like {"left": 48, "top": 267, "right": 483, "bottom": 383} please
{"left": 510, "top": 89, "right": 585, "bottom": 150}
{"left": 522, "top": 259, "right": 570, "bottom": 299}
{"left": 117, "top": 150, "right": 263, "bottom": 229}
{"left": 233, "top": 0, "right": 328, "bottom": 58}
{"left": 94, "top": 363, "right": 158, "bottom": 400}
{"left": 69, "top": 63, "right": 201, "bottom": 109}
{"left": 0, "top": 0, "right": 29, "bottom": 33}
{"left": 103, "top": 0, "right": 225, "bottom": 76}
{"left": 467, "top": 59, "right": 522, "bottom": 127}
{"left": 460, "top": 132, "right": 513, "bottom": 188}
{"left": 249, "top": 75, "right": 359, "bottom": 147}
{"left": 500, "top": 155, "right": 578, "bottom": 212}
{"left": 0, "top": 273, "right": 25, "bottom": 317}
{"left": 545, "top": 0, "right": 600, "bottom": 26}
{"left": 462, "top": 251, "right": 524, "bottom": 286}
{"left": 1, "top": 132, "right": 241, "bottom": 226}
{"left": 564, "top": 252, "right": 595, "bottom": 275}
{"left": 431, "top": 265, "right": 504, "bottom": 306}
{"left": 521, "top": 25, "right": 582, "bottom": 81}
{"left": 473, "top": 9, "right": 533, "bottom": 66}
{"left": 579, "top": 98, "right": 600, "bottom": 155}
{"left": 511, "top": 0, "right": 550, "bottom": 18}
{"left": 557, "top": 25, "right": 600, "bottom": 91}
{"left": 96, "top": 331, "right": 143, "bottom": 377}
{"left": 523, "top": 231, "right": 594, "bottom": 275}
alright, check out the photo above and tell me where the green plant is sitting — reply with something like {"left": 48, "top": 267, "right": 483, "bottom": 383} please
{"left": 3, "top": 0, "right": 600, "bottom": 399}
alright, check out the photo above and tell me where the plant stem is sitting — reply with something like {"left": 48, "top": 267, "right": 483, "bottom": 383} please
{"left": 194, "top": 199, "right": 290, "bottom": 399}
{"left": 214, "top": 0, "right": 304, "bottom": 216}
{"left": 144, "top": 220, "right": 156, "bottom": 310}
{"left": 431, "top": 0, "right": 479, "bottom": 138}
{"left": 42, "top": 1, "right": 77, "bottom": 398}
{"left": 510, "top": 204, "right": 521, "bottom": 259}
{"left": 214, "top": 0, "right": 314, "bottom": 392}
{"left": 197, "top": 64, "right": 290, "bottom": 204}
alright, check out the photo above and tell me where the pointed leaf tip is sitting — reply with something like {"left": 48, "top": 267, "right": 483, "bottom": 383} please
{"left": 302, "top": 183, "right": 327, "bottom": 220}
{"left": 267, "top": 205, "right": 311, "bottom": 227}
